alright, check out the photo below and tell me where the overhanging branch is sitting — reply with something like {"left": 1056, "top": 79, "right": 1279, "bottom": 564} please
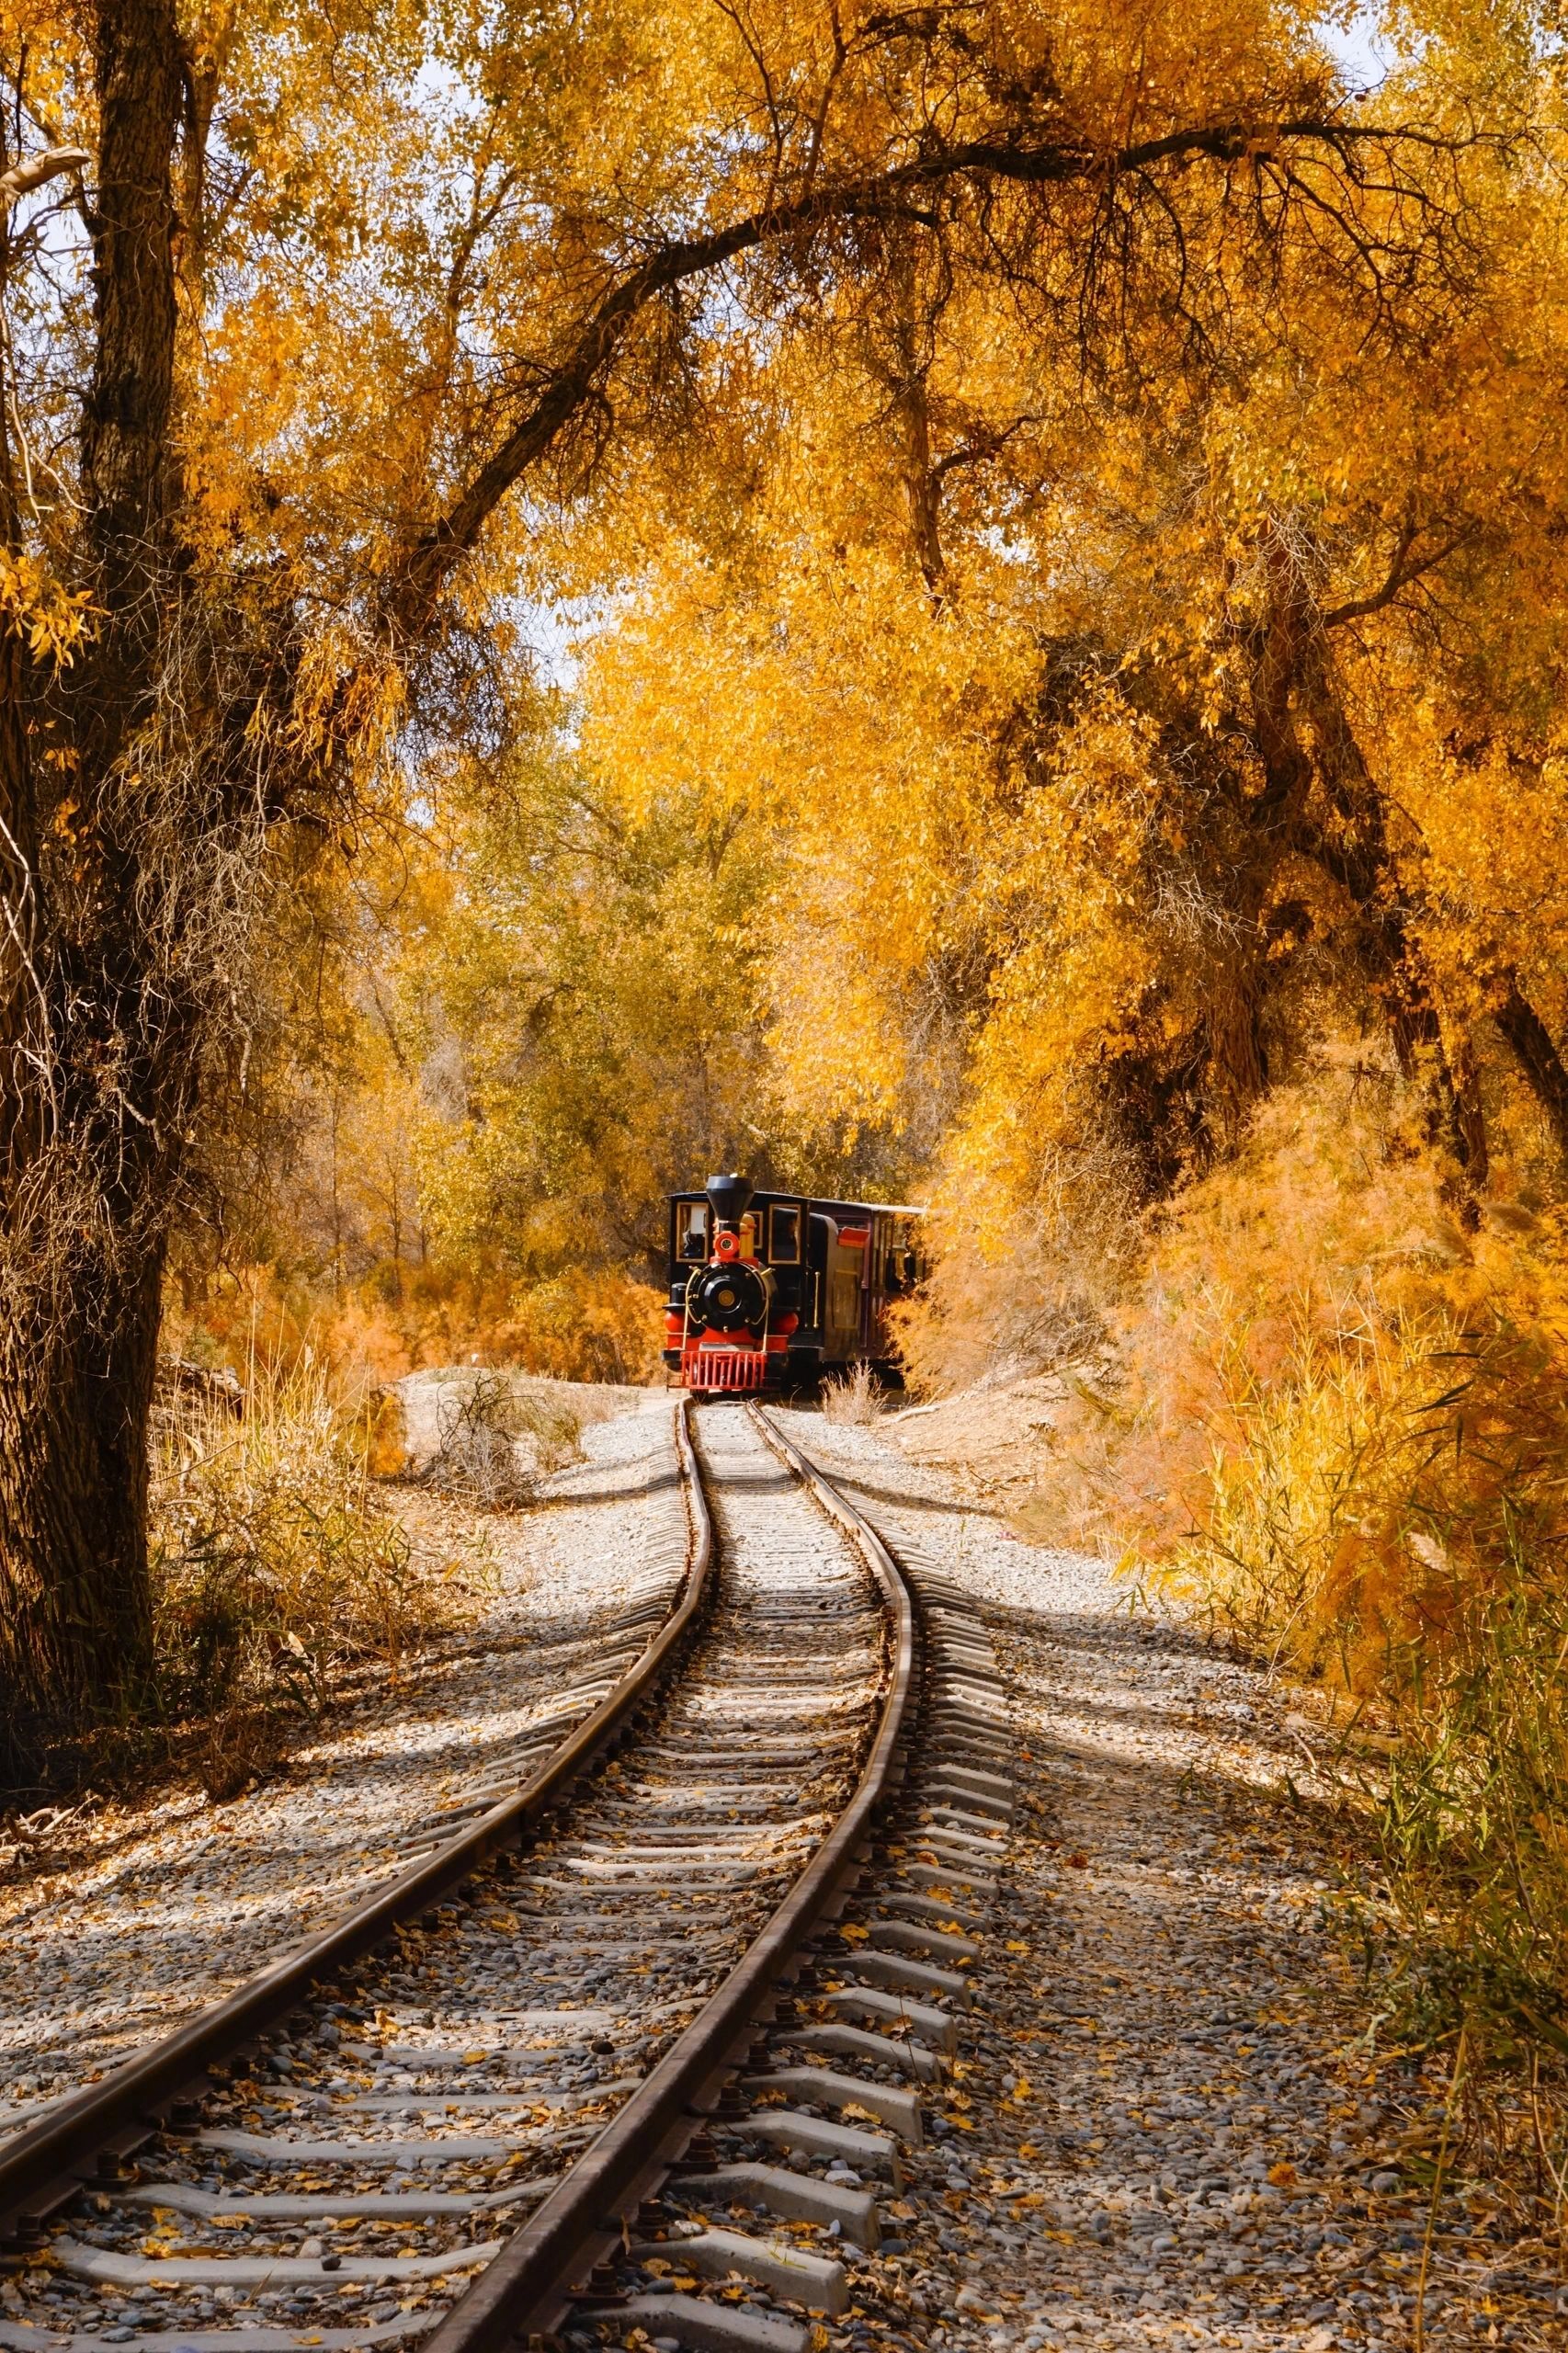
{"left": 386, "top": 113, "right": 1451, "bottom": 637}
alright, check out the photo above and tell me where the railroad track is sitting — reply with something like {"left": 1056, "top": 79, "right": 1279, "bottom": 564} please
{"left": 0, "top": 1419, "right": 697, "bottom": 2135}
{"left": 0, "top": 1404, "right": 1015, "bottom": 2353}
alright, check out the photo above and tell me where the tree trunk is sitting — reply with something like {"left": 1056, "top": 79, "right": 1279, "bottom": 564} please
{"left": 0, "top": 1238, "right": 164, "bottom": 1777}
{"left": 1260, "top": 618, "right": 1490, "bottom": 1202}
{"left": 1494, "top": 978, "right": 1568, "bottom": 1161}
{"left": 0, "top": 0, "right": 183, "bottom": 1776}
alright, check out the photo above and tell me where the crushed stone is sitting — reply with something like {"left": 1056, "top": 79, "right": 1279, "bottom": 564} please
{"left": 0, "top": 1395, "right": 682, "bottom": 2131}
{"left": 776, "top": 1405, "right": 1566, "bottom": 2353}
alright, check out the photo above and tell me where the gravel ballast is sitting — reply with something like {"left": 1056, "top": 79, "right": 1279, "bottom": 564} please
{"left": 774, "top": 1405, "right": 1566, "bottom": 2353}
{"left": 6, "top": 1388, "right": 1565, "bottom": 2353}
{"left": 0, "top": 1395, "right": 685, "bottom": 2136}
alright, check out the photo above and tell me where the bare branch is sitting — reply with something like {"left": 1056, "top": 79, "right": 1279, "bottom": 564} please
{"left": 1323, "top": 519, "right": 1475, "bottom": 628}
{"left": 0, "top": 144, "right": 89, "bottom": 211}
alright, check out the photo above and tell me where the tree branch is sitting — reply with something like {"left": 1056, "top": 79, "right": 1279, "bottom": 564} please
{"left": 1322, "top": 519, "right": 1474, "bottom": 629}
{"left": 0, "top": 142, "right": 89, "bottom": 212}
{"left": 387, "top": 113, "right": 1423, "bottom": 636}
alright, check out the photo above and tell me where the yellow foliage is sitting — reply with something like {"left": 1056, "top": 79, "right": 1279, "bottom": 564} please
{"left": 0, "top": 549, "right": 92, "bottom": 665}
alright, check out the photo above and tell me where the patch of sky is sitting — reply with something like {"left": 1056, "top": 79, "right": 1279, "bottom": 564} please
{"left": 1314, "top": 6, "right": 1398, "bottom": 94}
{"left": 488, "top": 574, "right": 637, "bottom": 702}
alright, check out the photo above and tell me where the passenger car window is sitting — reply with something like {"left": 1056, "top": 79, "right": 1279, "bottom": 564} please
{"left": 769, "top": 1205, "right": 801, "bottom": 1263}
{"left": 676, "top": 1202, "right": 709, "bottom": 1259}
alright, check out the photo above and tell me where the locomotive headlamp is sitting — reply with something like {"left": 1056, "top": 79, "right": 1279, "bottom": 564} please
{"left": 713, "top": 1229, "right": 741, "bottom": 1262}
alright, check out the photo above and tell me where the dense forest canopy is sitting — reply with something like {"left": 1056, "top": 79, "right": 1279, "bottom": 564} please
{"left": 4, "top": 0, "right": 1568, "bottom": 1885}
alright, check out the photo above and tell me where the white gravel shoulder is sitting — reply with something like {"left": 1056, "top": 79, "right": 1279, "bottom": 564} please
{"left": 0, "top": 1391, "right": 687, "bottom": 2135}
{"left": 773, "top": 1404, "right": 1565, "bottom": 2353}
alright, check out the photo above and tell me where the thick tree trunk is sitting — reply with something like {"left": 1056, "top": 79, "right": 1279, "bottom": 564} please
{"left": 1303, "top": 664, "right": 1487, "bottom": 1197}
{"left": 0, "top": 0, "right": 183, "bottom": 1774}
{"left": 1494, "top": 978, "right": 1568, "bottom": 1161}
{"left": 0, "top": 1239, "right": 163, "bottom": 1775}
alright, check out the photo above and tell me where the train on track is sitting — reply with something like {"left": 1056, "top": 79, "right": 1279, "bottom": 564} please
{"left": 663, "top": 1172, "right": 925, "bottom": 1398}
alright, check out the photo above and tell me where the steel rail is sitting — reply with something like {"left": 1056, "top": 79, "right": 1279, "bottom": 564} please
{"left": 0, "top": 1399, "right": 714, "bottom": 2234}
{"left": 421, "top": 1400, "right": 917, "bottom": 2352}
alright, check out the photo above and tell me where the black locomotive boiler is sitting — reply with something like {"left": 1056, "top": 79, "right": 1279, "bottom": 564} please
{"left": 663, "top": 1173, "right": 924, "bottom": 1397}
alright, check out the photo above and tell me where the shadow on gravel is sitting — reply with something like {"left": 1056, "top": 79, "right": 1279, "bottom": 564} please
{"left": 0, "top": 1589, "right": 644, "bottom": 1951}
{"left": 530, "top": 1455, "right": 686, "bottom": 1509}
{"left": 795, "top": 1466, "right": 1012, "bottom": 1523}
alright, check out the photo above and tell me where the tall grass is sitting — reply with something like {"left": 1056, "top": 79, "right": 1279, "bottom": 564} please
{"left": 151, "top": 1348, "right": 471, "bottom": 1794}
{"left": 1160, "top": 1299, "right": 1568, "bottom": 1686}
{"left": 1381, "top": 1544, "right": 1568, "bottom": 2071}
{"left": 821, "top": 1361, "right": 886, "bottom": 1426}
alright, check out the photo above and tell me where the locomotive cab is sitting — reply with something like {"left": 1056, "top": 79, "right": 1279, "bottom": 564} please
{"left": 664, "top": 1173, "right": 924, "bottom": 1398}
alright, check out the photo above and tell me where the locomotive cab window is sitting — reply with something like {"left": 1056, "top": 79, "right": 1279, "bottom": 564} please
{"left": 768, "top": 1204, "right": 801, "bottom": 1264}
{"left": 676, "top": 1203, "right": 709, "bottom": 1260}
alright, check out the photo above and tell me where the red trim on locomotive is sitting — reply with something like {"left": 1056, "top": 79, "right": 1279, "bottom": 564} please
{"left": 680, "top": 1340, "right": 768, "bottom": 1392}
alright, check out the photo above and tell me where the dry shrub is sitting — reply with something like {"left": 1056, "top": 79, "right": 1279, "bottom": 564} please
{"left": 169, "top": 1261, "right": 663, "bottom": 1394}
{"left": 494, "top": 1268, "right": 664, "bottom": 1384}
{"left": 999, "top": 1040, "right": 1568, "bottom": 2121}
{"left": 194, "top": 1702, "right": 292, "bottom": 1804}
{"left": 821, "top": 1361, "right": 886, "bottom": 1426}
{"left": 420, "top": 1371, "right": 585, "bottom": 1507}
{"left": 1014, "top": 1045, "right": 1568, "bottom": 1581}
{"left": 151, "top": 1349, "right": 472, "bottom": 1794}
{"left": 890, "top": 1163, "right": 1120, "bottom": 1399}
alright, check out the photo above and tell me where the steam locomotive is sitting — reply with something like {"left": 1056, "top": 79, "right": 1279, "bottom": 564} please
{"left": 663, "top": 1173, "right": 925, "bottom": 1397}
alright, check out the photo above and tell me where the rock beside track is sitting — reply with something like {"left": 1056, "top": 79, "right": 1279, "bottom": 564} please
{"left": 773, "top": 1408, "right": 1566, "bottom": 2353}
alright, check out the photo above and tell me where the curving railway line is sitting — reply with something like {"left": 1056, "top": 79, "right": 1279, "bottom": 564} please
{"left": 0, "top": 1404, "right": 1015, "bottom": 2353}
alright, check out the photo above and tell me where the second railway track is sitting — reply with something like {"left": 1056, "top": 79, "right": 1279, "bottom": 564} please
{"left": 0, "top": 1404, "right": 1016, "bottom": 2353}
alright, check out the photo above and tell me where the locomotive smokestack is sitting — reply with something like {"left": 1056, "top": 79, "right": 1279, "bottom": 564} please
{"left": 705, "top": 1172, "right": 754, "bottom": 1229}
